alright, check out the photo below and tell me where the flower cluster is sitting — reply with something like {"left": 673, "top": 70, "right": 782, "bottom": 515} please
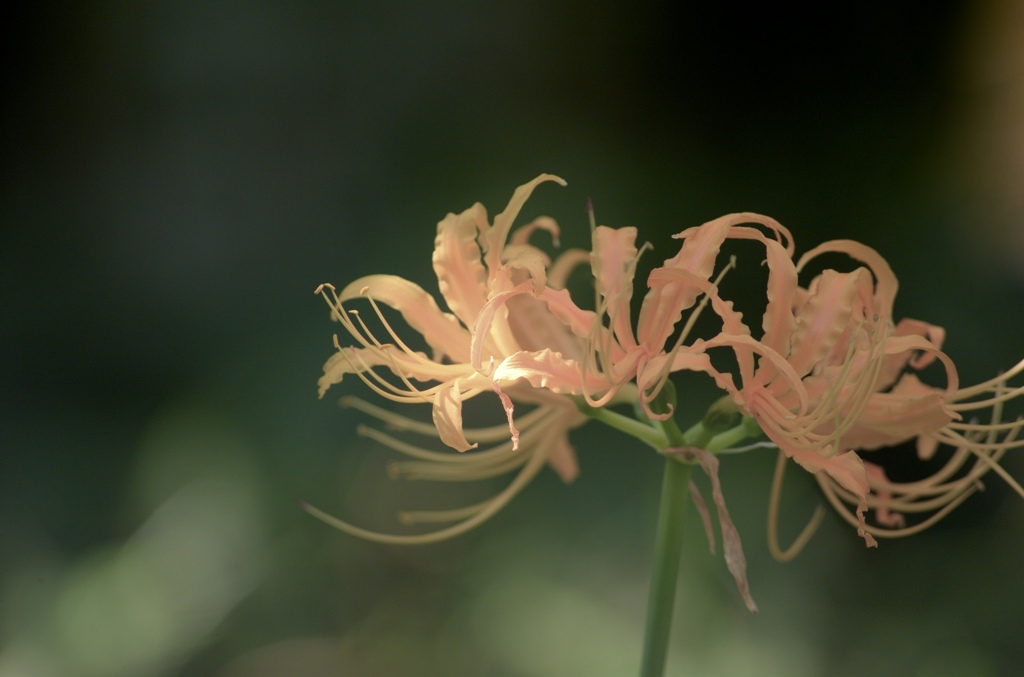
{"left": 306, "top": 175, "right": 1024, "bottom": 591}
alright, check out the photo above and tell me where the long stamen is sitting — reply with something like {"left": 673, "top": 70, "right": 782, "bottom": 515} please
{"left": 299, "top": 429, "right": 553, "bottom": 545}
{"left": 821, "top": 414, "right": 1017, "bottom": 532}
{"left": 865, "top": 449, "right": 973, "bottom": 496}
{"left": 337, "top": 346, "right": 440, "bottom": 403}
{"left": 358, "top": 424, "right": 519, "bottom": 465}
{"left": 344, "top": 395, "right": 551, "bottom": 442}
{"left": 950, "top": 383, "right": 1024, "bottom": 411}
{"left": 789, "top": 320, "right": 878, "bottom": 441}
{"left": 399, "top": 500, "right": 492, "bottom": 525}
{"left": 766, "top": 449, "right": 827, "bottom": 562}
{"left": 932, "top": 428, "right": 1024, "bottom": 452}
{"left": 969, "top": 449, "right": 1024, "bottom": 500}
{"left": 818, "top": 474, "right": 979, "bottom": 539}
{"left": 363, "top": 292, "right": 431, "bottom": 362}
{"left": 953, "top": 358, "right": 1024, "bottom": 399}
{"left": 391, "top": 453, "right": 528, "bottom": 481}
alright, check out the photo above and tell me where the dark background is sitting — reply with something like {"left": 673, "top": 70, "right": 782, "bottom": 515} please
{"left": 4, "top": 2, "right": 1024, "bottom": 675}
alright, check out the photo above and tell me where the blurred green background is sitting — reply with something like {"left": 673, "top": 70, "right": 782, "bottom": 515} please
{"left": 3, "top": 2, "right": 1024, "bottom": 676}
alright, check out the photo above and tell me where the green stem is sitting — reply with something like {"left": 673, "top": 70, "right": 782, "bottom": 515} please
{"left": 640, "top": 455, "right": 692, "bottom": 677}
{"left": 575, "top": 384, "right": 763, "bottom": 676}
{"left": 572, "top": 397, "right": 668, "bottom": 450}
{"left": 705, "top": 416, "right": 763, "bottom": 452}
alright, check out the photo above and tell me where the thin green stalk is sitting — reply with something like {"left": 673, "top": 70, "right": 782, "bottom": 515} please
{"left": 582, "top": 383, "right": 763, "bottom": 676}
{"left": 639, "top": 399, "right": 691, "bottom": 677}
{"left": 572, "top": 397, "right": 668, "bottom": 450}
{"left": 640, "top": 456, "right": 692, "bottom": 677}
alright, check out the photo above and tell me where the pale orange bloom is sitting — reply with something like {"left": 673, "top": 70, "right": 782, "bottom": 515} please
{"left": 642, "top": 216, "right": 969, "bottom": 547}
{"left": 308, "top": 175, "right": 646, "bottom": 541}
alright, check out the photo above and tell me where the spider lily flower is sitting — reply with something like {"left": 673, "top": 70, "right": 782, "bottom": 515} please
{"left": 649, "top": 218, "right": 962, "bottom": 547}
{"left": 309, "top": 175, "right": 645, "bottom": 540}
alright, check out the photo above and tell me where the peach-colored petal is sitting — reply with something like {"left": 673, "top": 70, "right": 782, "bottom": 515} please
{"left": 882, "top": 334, "right": 959, "bottom": 394}
{"left": 637, "top": 213, "right": 734, "bottom": 351}
{"left": 483, "top": 174, "right": 567, "bottom": 289}
{"left": 787, "top": 447, "right": 877, "bottom": 547}
{"left": 754, "top": 238, "right": 800, "bottom": 357}
{"left": 432, "top": 204, "right": 490, "bottom": 328}
{"left": 537, "top": 287, "right": 600, "bottom": 338}
{"left": 510, "top": 215, "right": 561, "bottom": 247}
{"left": 492, "top": 382, "right": 521, "bottom": 451}
{"left": 591, "top": 225, "right": 639, "bottom": 350}
{"left": 500, "top": 245, "right": 549, "bottom": 295}
{"left": 718, "top": 215, "right": 796, "bottom": 256}
{"left": 547, "top": 249, "right": 591, "bottom": 290}
{"left": 471, "top": 281, "right": 600, "bottom": 373}
{"left": 636, "top": 348, "right": 739, "bottom": 419}
{"left": 432, "top": 380, "right": 478, "bottom": 452}
{"left": 646, "top": 266, "right": 753, "bottom": 379}
{"left": 700, "top": 333, "right": 809, "bottom": 413}
{"left": 339, "top": 275, "right": 472, "bottom": 363}
{"left": 505, "top": 294, "right": 585, "bottom": 360}
{"left": 786, "top": 269, "right": 872, "bottom": 379}
{"left": 877, "top": 318, "right": 951, "bottom": 389}
{"left": 470, "top": 281, "right": 531, "bottom": 372}
{"left": 492, "top": 348, "right": 611, "bottom": 395}
{"left": 796, "top": 239, "right": 898, "bottom": 322}
{"left": 840, "top": 374, "right": 955, "bottom": 451}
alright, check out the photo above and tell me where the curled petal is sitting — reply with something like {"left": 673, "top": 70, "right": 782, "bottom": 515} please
{"left": 472, "top": 281, "right": 598, "bottom": 373}
{"left": 796, "top": 239, "right": 898, "bottom": 322}
{"left": 510, "top": 215, "right": 561, "bottom": 247}
{"left": 432, "top": 381, "right": 478, "bottom": 452}
{"left": 493, "top": 348, "right": 611, "bottom": 395}
{"left": 877, "top": 319, "right": 953, "bottom": 391}
{"left": 700, "top": 333, "right": 810, "bottom": 414}
{"left": 788, "top": 447, "right": 877, "bottom": 548}
{"left": 786, "top": 269, "right": 873, "bottom": 379}
{"left": 471, "top": 281, "right": 534, "bottom": 372}
{"left": 752, "top": 238, "right": 800, "bottom": 357}
{"left": 339, "top": 275, "right": 472, "bottom": 363}
{"left": 501, "top": 245, "right": 550, "bottom": 295}
{"left": 505, "top": 294, "right": 586, "bottom": 360}
{"left": 591, "top": 226, "right": 640, "bottom": 349}
{"left": 433, "top": 204, "right": 490, "bottom": 328}
{"left": 638, "top": 213, "right": 793, "bottom": 354}
{"left": 638, "top": 213, "right": 734, "bottom": 351}
{"left": 840, "top": 374, "right": 955, "bottom": 451}
{"left": 548, "top": 249, "right": 591, "bottom": 290}
{"left": 882, "top": 334, "right": 959, "bottom": 395}
{"left": 637, "top": 348, "right": 739, "bottom": 420}
{"left": 492, "top": 382, "right": 521, "bottom": 451}
{"left": 717, "top": 215, "right": 795, "bottom": 256}
{"left": 484, "top": 174, "right": 567, "bottom": 288}
{"left": 646, "top": 267, "right": 752, "bottom": 379}
{"left": 538, "top": 287, "right": 600, "bottom": 338}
